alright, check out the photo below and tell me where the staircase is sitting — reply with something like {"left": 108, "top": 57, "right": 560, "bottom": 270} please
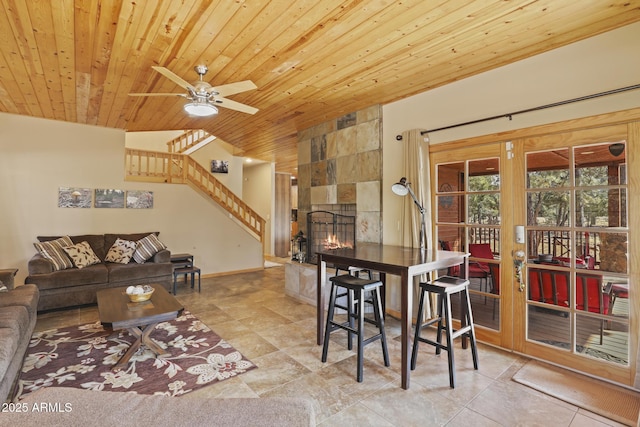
{"left": 166, "top": 129, "right": 216, "bottom": 155}
{"left": 124, "top": 146, "right": 265, "bottom": 243}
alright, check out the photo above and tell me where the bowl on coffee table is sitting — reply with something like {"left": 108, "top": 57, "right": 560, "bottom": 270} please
{"left": 125, "top": 285, "right": 155, "bottom": 302}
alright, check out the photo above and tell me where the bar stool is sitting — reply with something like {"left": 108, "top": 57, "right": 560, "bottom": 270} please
{"left": 411, "top": 276, "right": 479, "bottom": 388}
{"left": 322, "top": 274, "right": 389, "bottom": 382}
{"left": 335, "top": 264, "right": 373, "bottom": 315}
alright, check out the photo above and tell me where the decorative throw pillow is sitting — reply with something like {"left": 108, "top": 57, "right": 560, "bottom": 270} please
{"left": 34, "top": 236, "right": 74, "bottom": 271}
{"left": 63, "top": 241, "right": 101, "bottom": 269}
{"left": 132, "top": 233, "right": 167, "bottom": 264}
{"left": 105, "top": 238, "right": 137, "bottom": 264}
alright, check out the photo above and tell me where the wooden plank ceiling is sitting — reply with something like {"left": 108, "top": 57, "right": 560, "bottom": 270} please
{"left": 1, "top": 1, "right": 639, "bottom": 175}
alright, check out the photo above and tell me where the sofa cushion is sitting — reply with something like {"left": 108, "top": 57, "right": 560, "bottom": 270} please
{"left": 132, "top": 234, "right": 167, "bottom": 264}
{"left": 38, "top": 235, "right": 107, "bottom": 262}
{"left": 71, "top": 234, "right": 106, "bottom": 261}
{"left": 0, "top": 305, "right": 30, "bottom": 344}
{"left": 106, "top": 261, "right": 174, "bottom": 283}
{"left": 28, "top": 264, "right": 109, "bottom": 291}
{"left": 33, "top": 236, "right": 74, "bottom": 271}
{"left": 0, "top": 285, "right": 39, "bottom": 318}
{"left": 0, "top": 327, "right": 19, "bottom": 381}
{"left": 63, "top": 241, "right": 101, "bottom": 269}
{"left": 104, "top": 232, "right": 159, "bottom": 257}
{"left": 104, "top": 238, "right": 137, "bottom": 264}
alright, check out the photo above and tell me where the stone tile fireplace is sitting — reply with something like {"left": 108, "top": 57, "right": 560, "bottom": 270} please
{"left": 296, "top": 105, "right": 382, "bottom": 249}
{"left": 285, "top": 105, "right": 382, "bottom": 306}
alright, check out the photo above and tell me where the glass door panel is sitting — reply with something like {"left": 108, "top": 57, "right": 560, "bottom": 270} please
{"left": 434, "top": 149, "right": 504, "bottom": 341}
{"left": 519, "top": 136, "right": 630, "bottom": 378}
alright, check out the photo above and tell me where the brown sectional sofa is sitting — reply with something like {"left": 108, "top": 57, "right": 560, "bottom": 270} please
{"left": 26, "top": 232, "right": 173, "bottom": 312}
{"left": 0, "top": 269, "right": 39, "bottom": 403}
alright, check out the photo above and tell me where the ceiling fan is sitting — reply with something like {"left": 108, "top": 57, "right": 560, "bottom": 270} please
{"left": 129, "top": 65, "right": 258, "bottom": 116}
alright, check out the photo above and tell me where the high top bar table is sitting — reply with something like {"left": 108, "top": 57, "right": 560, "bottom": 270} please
{"left": 316, "top": 243, "right": 468, "bottom": 390}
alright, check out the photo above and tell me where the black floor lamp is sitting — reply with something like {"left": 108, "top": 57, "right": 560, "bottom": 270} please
{"left": 392, "top": 177, "right": 426, "bottom": 253}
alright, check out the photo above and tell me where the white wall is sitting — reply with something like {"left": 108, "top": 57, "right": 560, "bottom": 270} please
{"left": 243, "top": 162, "right": 275, "bottom": 255}
{"left": 125, "top": 130, "right": 184, "bottom": 152}
{"left": 383, "top": 22, "right": 640, "bottom": 246}
{"left": 0, "top": 113, "right": 263, "bottom": 285}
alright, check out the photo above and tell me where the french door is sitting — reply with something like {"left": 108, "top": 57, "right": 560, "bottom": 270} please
{"left": 430, "top": 122, "right": 636, "bottom": 386}
{"left": 431, "top": 142, "right": 514, "bottom": 349}
{"left": 513, "top": 125, "right": 632, "bottom": 384}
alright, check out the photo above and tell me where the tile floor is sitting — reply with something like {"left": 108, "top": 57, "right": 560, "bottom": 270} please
{"left": 34, "top": 263, "right": 627, "bottom": 426}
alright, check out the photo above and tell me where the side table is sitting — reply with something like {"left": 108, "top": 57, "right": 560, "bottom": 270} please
{"left": 170, "top": 253, "right": 201, "bottom": 294}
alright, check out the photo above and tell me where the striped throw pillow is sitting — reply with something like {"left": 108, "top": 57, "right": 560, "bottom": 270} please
{"left": 34, "top": 236, "right": 74, "bottom": 271}
{"left": 132, "top": 234, "right": 167, "bottom": 264}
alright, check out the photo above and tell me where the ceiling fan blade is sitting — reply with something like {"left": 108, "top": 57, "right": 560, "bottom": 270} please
{"left": 214, "top": 96, "right": 258, "bottom": 114}
{"left": 213, "top": 80, "right": 257, "bottom": 97}
{"left": 128, "top": 92, "right": 187, "bottom": 97}
{"left": 152, "top": 66, "right": 196, "bottom": 91}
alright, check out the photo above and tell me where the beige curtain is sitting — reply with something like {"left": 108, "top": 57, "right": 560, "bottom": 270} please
{"left": 399, "top": 129, "right": 435, "bottom": 319}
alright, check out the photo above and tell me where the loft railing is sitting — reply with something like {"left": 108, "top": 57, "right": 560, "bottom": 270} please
{"left": 166, "top": 129, "right": 213, "bottom": 154}
{"left": 124, "top": 148, "right": 265, "bottom": 242}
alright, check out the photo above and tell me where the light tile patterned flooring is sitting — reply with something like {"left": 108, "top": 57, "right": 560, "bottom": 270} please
{"left": 35, "top": 263, "right": 627, "bottom": 426}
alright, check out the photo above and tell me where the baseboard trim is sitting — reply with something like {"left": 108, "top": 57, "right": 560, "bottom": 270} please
{"left": 201, "top": 267, "right": 263, "bottom": 279}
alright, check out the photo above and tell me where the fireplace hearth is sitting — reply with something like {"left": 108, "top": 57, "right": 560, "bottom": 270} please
{"left": 307, "top": 210, "right": 355, "bottom": 263}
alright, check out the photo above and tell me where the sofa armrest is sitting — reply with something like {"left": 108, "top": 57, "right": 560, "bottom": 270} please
{"left": 151, "top": 249, "right": 171, "bottom": 263}
{"left": 28, "top": 253, "right": 55, "bottom": 275}
{"left": 0, "top": 268, "right": 17, "bottom": 290}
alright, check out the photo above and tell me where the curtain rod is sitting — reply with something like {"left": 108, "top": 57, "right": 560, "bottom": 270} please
{"left": 409, "top": 84, "right": 640, "bottom": 136}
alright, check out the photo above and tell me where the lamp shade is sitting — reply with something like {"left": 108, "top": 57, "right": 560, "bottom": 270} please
{"left": 184, "top": 100, "right": 218, "bottom": 117}
{"left": 391, "top": 177, "right": 409, "bottom": 196}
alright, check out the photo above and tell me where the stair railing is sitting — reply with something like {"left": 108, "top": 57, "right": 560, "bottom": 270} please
{"left": 124, "top": 148, "right": 265, "bottom": 242}
{"left": 166, "top": 129, "right": 210, "bottom": 153}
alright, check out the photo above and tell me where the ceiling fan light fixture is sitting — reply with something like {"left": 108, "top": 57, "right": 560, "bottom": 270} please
{"left": 183, "top": 99, "right": 218, "bottom": 117}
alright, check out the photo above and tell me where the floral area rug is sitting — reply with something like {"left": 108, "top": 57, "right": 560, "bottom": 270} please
{"left": 16, "top": 311, "right": 256, "bottom": 399}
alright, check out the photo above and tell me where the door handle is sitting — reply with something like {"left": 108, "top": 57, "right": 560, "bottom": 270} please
{"left": 514, "top": 250, "right": 526, "bottom": 292}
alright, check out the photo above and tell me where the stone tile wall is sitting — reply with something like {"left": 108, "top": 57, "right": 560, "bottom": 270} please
{"left": 297, "top": 105, "right": 382, "bottom": 244}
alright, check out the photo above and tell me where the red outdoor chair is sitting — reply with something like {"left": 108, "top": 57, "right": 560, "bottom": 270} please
{"left": 576, "top": 273, "right": 610, "bottom": 345}
{"left": 609, "top": 282, "right": 628, "bottom": 313}
{"left": 440, "top": 241, "right": 460, "bottom": 276}
{"left": 528, "top": 268, "right": 609, "bottom": 344}
{"left": 468, "top": 243, "right": 494, "bottom": 293}
{"left": 527, "top": 268, "right": 570, "bottom": 306}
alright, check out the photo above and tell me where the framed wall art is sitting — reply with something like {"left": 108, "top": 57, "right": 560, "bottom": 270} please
{"left": 210, "top": 160, "right": 229, "bottom": 174}
{"left": 126, "top": 190, "right": 154, "bottom": 209}
{"left": 94, "top": 189, "right": 125, "bottom": 208}
{"left": 58, "top": 187, "right": 92, "bottom": 208}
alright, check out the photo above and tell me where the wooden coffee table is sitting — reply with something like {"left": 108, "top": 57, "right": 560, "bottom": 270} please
{"left": 96, "top": 285, "right": 184, "bottom": 371}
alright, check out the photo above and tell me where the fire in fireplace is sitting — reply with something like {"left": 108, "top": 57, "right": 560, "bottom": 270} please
{"left": 307, "top": 210, "right": 356, "bottom": 263}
